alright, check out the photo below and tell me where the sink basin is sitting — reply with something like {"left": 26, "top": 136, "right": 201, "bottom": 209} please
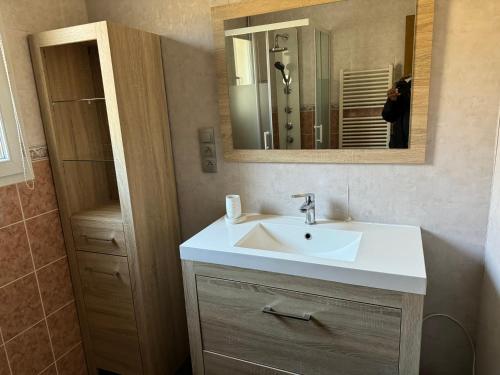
{"left": 180, "top": 214, "right": 427, "bottom": 294}
{"left": 235, "top": 222, "right": 362, "bottom": 262}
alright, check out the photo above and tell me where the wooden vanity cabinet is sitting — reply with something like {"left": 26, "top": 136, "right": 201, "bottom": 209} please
{"left": 182, "top": 261, "right": 424, "bottom": 375}
{"left": 29, "top": 22, "right": 188, "bottom": 374}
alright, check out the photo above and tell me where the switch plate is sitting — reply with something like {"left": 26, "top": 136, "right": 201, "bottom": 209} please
{"left": 198, "top": 127, "right": 217, "bottom": 173}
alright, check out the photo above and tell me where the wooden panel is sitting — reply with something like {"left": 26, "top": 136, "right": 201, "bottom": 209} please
{"left": 62, "top": 161, "right": 118, "bottom": 216}
{"left": 182, "top": 261, "right": 205, "bottom": 375}
{"left": 197, "top": 276, "right": 401, "bottom": 375}
{"left": 98, "top": 22, "right": 188, "bottom": 374}
{"left": 77, "top": 251, "right": 142, "bottom": 374}
{"left": 204, "top": 351, "right": 297, "bottom": 375}
{"left": 51, "top": 101, "right": 111, "bottom": 161}
{"left": 43, "top": 42, "right": 100, "bottom": 101}
{"left": 404, "top": 15, "right": 416, "bottom": 77}
{"left": 71, "top": 204, "right": 126, "bottom": 256}
{"left": 193, "top": 262, "right": 403, "bottom": 308}
{"left": 211, "top": 0, "right": 434, "bottom": 164}
{"left": 399, "top": 293, "right": 424, "bottom": 375}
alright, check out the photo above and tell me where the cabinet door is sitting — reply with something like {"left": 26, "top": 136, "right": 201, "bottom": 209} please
{"left": 197, "top": 276, "right": 401, "bottom": 375}
{"left": 77, "top": 251, "right": 142, "bottom": 374}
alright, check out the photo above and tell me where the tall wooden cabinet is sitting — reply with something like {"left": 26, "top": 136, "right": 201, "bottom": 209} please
{"left": 29, "top": 22, "right": 188, "bottom": 374}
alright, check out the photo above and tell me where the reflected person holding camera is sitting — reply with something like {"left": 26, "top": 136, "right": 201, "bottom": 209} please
{"left": 382, "top": 77, "right": 412, "bottom": 148}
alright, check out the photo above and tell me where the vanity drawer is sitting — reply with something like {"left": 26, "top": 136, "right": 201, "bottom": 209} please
{"left": 71, "top": 218, "right": 127, "bottom": 256}
{"left": 197, "top": 276, "right": 402, "bottom": 375}
{"left": 77, "top": 251, "right": 142, "bottom": 374}
{"left": 204, "top": 351, "right": 296, "bottom": 375}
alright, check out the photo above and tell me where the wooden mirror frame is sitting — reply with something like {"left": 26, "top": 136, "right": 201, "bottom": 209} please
{"left": 212, "top": 0, "right": 434, "bottom": 164}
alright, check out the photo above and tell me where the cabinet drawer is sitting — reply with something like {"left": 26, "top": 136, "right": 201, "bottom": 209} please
{"left": 197, "top": 276, "right": 401, "bottom": 375}
{"left": 72, "top": 218, "right": 127, "bottom": 256}
{"left": 204, "top": 351, "right": 296, "bottom": 375}
{"left": 77, "top": 251, "right": 142, "bottom": 374}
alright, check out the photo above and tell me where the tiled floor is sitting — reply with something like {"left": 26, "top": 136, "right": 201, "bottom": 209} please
{"left": 0, "top": 160, "right": 87, "bottom": 375}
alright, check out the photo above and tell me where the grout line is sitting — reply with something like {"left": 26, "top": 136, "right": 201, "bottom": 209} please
{"left": 0, "top": 271, "right": 35, "bottom": 291}
{"left": 34, "top": 340, "right": 83, "bottom": 375}
{"left": 36, "top": 362, "right": 54, "bottom": 375}
{"left": 46, "top": 299, "right": 75, "bottom": 319}
{"left": 35, "top": 255, "right": 67, "bottom": 272}
{"left": 0, "top": 254, "right": 67, "bottom": 291}
{"left": 0, "top": 218, "right": 25, "bottom": 231}
{"left": 2, "top": 318, "right": 45, "bottom": 346}
{"left": 2, "top": 299, "right": 75, "bottom": 346}
{"left": 23, "top": 208, "right": 59, "bottom": 223}
{"left": 54, "top": 340, "right": 82, "bottom": 362}
{"left": 16, "top": 185, "right": 60, "bottom": 375}
{"left": 0, "top": 328, "right": 13, "bottom": 375}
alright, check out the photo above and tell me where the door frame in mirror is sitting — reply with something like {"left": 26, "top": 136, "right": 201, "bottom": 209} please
{"left": 211, "top": 0, "right": 434, "bottom": 164}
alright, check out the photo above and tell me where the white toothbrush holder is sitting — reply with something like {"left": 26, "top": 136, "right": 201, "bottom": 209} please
{"left": 225, "top": 194, "right": 243, "bottom": 224}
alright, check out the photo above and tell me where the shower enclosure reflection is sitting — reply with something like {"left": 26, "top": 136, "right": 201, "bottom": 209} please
{"left": 224, "top": 0, "right": 417, "bottom": 150}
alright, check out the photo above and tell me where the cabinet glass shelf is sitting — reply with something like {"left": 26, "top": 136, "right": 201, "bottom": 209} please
{"left": 51, "top": 97, "right": 105, "bottom": 105}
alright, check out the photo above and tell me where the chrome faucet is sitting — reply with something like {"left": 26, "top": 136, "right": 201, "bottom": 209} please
{"left": 292, "top": 193, "right": 316, "bottom": 225}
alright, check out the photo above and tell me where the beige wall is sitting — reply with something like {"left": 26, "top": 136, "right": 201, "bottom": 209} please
{"left": 477, "top": 111, "right": 500, "bottom": 375}
{"left": 5, "top": 0, "right": 490, "bottom": 373}
{"left": 0, "top": 0, "right": 88, "bottom": 148}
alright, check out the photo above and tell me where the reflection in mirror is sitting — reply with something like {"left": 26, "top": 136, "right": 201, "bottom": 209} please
{"left": 224, "top": 0, "right": 417, "bottom": 150}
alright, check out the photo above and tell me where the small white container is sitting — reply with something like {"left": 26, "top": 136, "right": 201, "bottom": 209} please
{"left": 226, "top": 195, "right": 242, "bottom": 223}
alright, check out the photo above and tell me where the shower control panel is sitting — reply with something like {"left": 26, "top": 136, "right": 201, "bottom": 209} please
{"left": 199, "top": 127, "right": 217, "bottom": 173}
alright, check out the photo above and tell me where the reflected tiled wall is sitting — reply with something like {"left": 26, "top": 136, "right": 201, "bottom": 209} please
{"left": 0, "top": 159, "right": 86, "bottom": 375}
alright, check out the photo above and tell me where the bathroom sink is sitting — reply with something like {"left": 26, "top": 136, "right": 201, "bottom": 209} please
{"left": 180, "top": 214, "right": 426, "bottom": 294}
{"left": 235, "top": 222, "right": 361, "bottom": 262}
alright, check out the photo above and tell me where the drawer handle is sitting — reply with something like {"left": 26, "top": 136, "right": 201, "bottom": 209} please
{"left": 262, "top": 305, "right": 311, "bottom": 321}
{"left": 83, "top": 235, "right": 116, "bottom": 244}
{"left": 84, "top": 267, "right": 120, "bottom": 278}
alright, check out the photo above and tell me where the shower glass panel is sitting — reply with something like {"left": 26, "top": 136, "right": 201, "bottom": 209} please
{"left": 226, "top": 33, "right": 271, "bottom": 149}
{"left": 315, "top": 30, "right": 331, "bottom": 149}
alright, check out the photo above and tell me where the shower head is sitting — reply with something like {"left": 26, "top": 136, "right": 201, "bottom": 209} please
{"left": 269, "top": 33, "right": 289, "bottom": 53}
{"left": 274, "top": 61, "right": 288, "bottom": 83}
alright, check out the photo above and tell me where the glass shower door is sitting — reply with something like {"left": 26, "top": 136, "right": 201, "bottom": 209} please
{"left": 314, "top": 30, "right": 331, "bottom": 149}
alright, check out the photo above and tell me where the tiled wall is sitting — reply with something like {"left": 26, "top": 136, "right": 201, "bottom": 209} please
{"left": 0, "top": 1, "right": 89, "bottom": 373}
{"left": 0, "top": 158, "right": 86, "bottom": 375}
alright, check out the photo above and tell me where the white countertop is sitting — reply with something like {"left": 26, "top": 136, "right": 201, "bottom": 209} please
{"left": 180, "top": 214, "right": 427, "bottom": 295}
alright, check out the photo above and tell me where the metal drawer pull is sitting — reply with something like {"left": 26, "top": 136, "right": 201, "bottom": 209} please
{"left": 83, "top": 235, "right": 115, "bottom": 244}
{"left": 262, "top": 305, "right": 311, "bottom": 321}
{"left": 85, "top": 267, "right": 120, "bottom": 278}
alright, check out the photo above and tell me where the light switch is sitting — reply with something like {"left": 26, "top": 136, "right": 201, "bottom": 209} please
{"left": 199, "top": 128, "right": 214, "bottom": 143}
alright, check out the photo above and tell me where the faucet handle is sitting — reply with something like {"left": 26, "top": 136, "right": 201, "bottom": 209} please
{"left": 291, "top": 193, "right": 315, "bottom": 203}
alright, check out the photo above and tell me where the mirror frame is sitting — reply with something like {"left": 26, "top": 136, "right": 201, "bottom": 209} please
{"left": 211, "top": 0, "right": 434, "bottom": 164}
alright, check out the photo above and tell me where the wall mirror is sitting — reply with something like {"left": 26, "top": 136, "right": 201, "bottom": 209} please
{"left": 212, "top": 0, "right": 434, "bottom": 163}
